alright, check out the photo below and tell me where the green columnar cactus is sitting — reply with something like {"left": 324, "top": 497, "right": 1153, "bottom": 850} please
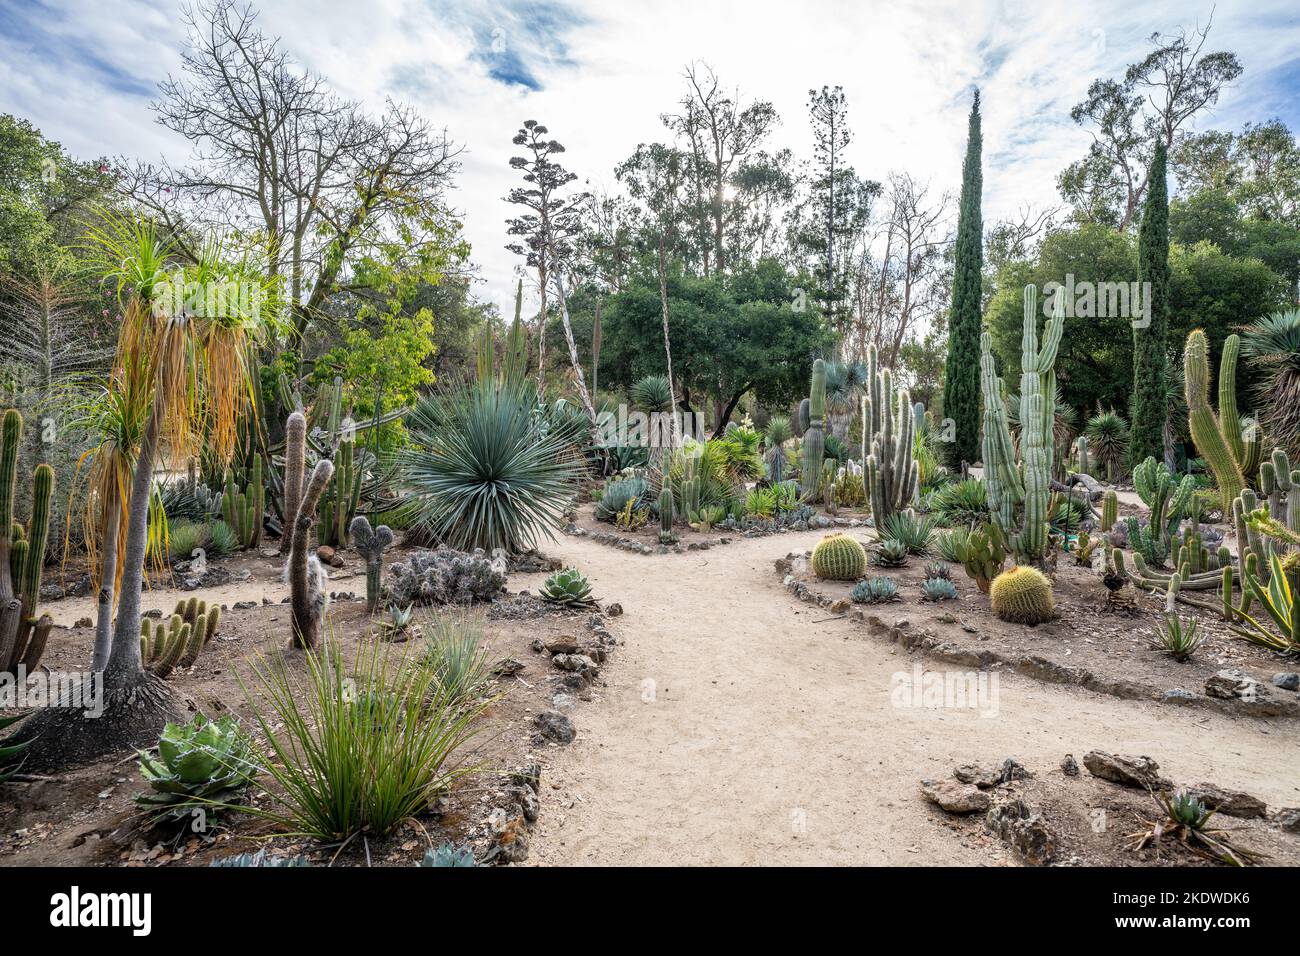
{"left": 1184, "top": 330, "right": 1247, "bottom": 513}
{"left": 1217, "top": 334, "right": 1262, "bottom": 480}
{"left": 863, "top": 344, "right": 918, "bottom": 529}
{"left": 290, "top": 458, "right": 334, "bottom": 649}
{"left": 222, "top": 454, "right": 264, "bottom": 550}
{"left": 320, "top": 438, "right": 359, "bottom": 547}
{"left": 1100, "top": 490, "right": 1118, "bottom": 532}
{"left": 280, "top": 411, "right": 306, "bottom": 555}
{"left": 1130, "top": 457, "right": 1195, "bottom": 566}
{"left": 980, "top": 285, "right": 1063, "bottom": 564}
{"left": 349, "top": 515, "right": 394, "bottom": 613}
{"left": 811, "top": 532, "right": 866, "bottom": 580}
{"left": 658, "top": 487, "right": 675, "bottom": 544}
{"left": 989, "top": 566, "right": 1055, "bottom": 624}
{"left": 800, "top": 360, "right": 826, "bottom": 503}
{"left": 0, "top": 410, "right": 56, "bottom": 674}
{"left": 1076, "top": 436, "right": 1089, "bottom": 475}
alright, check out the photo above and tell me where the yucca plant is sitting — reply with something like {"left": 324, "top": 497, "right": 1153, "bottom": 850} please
{"left": 880, "top": 510, "right": 935, "bottom": 555}
{"left": 422, "top": 610, "right": 494, "bottom": 709}
{"left": 930, "top": 479, "right": 988, "bottom": 528}
{"left": 764, "top": 415, "right": 794, "bottom": 484}
{"left": 167, "top": 520, "right": 208, "bottom": 561}
{"left": 401, "top": 378, "right": 584, "bottom": 553}
{"left": 205, "top": 519, "right": 238, "bottom": 557}
{"left": 631, "top": 374, "right": 674, "bottom": 414}
{"left": 134, "top": 715, "right": 258, "bottom": 825}
{"left": 234, "top": 638, "right": 482, "bottom": 843}
{"left": 1084, "top": 410, "right": 1130, "bottom": 482}
{"left": 1242, "top": 309, "right": 1300, "bottom": 462}
{"left": 1148, "top": 613, "right": 1204, "bottom": 661}
{"left": 540, "top": 568, "right": 597, "bottom": 608}
{"left": 746, "top": 486, "right": 777, "bottom": 519}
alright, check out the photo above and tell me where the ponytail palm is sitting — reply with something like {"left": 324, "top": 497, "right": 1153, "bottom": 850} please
{"left": 400, "top": 379, "right": 583, "bottom": 553}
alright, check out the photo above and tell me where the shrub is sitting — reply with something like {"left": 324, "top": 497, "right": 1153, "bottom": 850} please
{"left": 811, "top": 533, "right": 867, "bottom": 580}
{"left": 540, "top": 568, "right": 597, "bottom": 608}
{"left": 422, "top": 610, "right": 494, "bottom": 707}
{"left": 596, "top": 476, "right": 650, "bottom": 523}
{"left": 881, "top": 510, "right": 936, "bottom": 554}
{"left": 400, "top": 379, "right": 584, "bottom": 553}
{"left": 989, "top": 566, "right": 1055, "bottom": 624}
{"left": 852, "top": 576, "right": 898, "bottom": 603}
{"left": 134, "top": 715, "right": 257, "bottom": 824}
{"left": 235, "top": 640, "right": 481, "bottom": 842}
{"left": 930, "top": 479, "right": 988, "bottom": 528}
{"left": 168, "top": 520, "right": 208, "bottom": 561}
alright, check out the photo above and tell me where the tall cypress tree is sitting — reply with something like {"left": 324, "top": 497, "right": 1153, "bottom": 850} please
{"left": 1131, "top": 141, "right": 1170, "bottom": 466}
{"left": 943, "top": 90, "right": 982, "bottom": 466}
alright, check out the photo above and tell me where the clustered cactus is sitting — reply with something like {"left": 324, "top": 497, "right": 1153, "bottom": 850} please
{"left": 384, "top": 548, "right": 506, "bottom": 606}
{"left": 221, "top": 453, "right": 264, "bottom": 549}
{"left": 140, "top": 598, "right": 222, "bottom": 679}
{"left": 989, "top": 566, "right": 1055, "bottom": 624}
{"left": 320, "top": 435, "right": 361, "bottom": 548}
{"left": 811, "top": 532, "right": 866, "bottom": 580}
{"left": 1127, "top": 456, "right": 1195, "bottom": 567}
{"left": 350, "top": 515, "right": 394, "bottom": 612}
{"left": 1184, "top": 329, "right": 1248, "bottom": 513}
{"left": 949, "top": 523, "right": 1006, "bottom": 593}
{"left": 0, "top": 409, "right": 55, "bottom": 675}
{"left": 800, "top": 359, "right": 826, "bottom": 502}
{"left": 861, "top": 344, "right": 919, "bottom": 529}
{"left": 980, "top": 285, "right": 1064, "bottom": 564}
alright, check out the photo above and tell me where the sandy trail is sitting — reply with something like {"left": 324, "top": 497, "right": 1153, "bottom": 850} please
{"left": 521, "top": 529, "right": 1299, "bottom": 866}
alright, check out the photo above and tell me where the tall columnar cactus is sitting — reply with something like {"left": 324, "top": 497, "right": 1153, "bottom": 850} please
{"left": 290, "top": 457, "right": 334, "bottom": 649}
{"left": 1217, "top": 334, "right": 1262, "bottom": 479}
{"left": 800, "top": 360, "right": 826, "bottom": 503}
{"left": 280, "top": 411, "right": 306, "bottom": 556}
{"left": 0, "top": 410, "right": 55, "bottom": 674}
{"left": 1184, "top": 329, "right": 1247, "bottom": 512}
{"left": 1100, "top": 490, "right": 1118, "bottom": 533}
{"left": 1075, "top": 436, "right": 1089, "bottom": 475}
{"left": 980, "top": 285, "right": 1064, "bottom": 564}
{"left": 1129, "top": 456, "right": 1195, "bottom": 567}
{"left": 222, "top": 453, "right": 264, "bottom": 549}
{"left": 862, "top": 344, "right": 918, "bottom": 529}
{"left": 319, "top": 437, "right": 360, "bottom": 548}
{"left": 349, "top": 515, "right": 394, "bottom": 613}
{"left": 1234, "top": 448, "right": 1300, "bottom": 581}
{"left": 658, "top": 487, "right": 675, "bottom": 544}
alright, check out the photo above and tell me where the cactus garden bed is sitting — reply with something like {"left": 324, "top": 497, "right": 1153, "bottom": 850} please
{"left": 777, "top": 539, "right": 1300, "bottom": 720}
{"left": 0, "top": 542, "right": 623, "bottom": 867}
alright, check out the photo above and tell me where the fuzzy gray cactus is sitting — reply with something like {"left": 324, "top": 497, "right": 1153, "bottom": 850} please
{"left": 350, "top": 515, "right": 394, "bottom": 612}
{"left": 980, "top": 284, "right": 1064, "bottom": 563}
{"left": 289, "top": 456, "right": 333, "bottom": 649}
{"left": 279, "top": 411, "right": 306, "bottom": 555}
{"left": 384, "top": 548, "right": 505, "bottom": 606}
{"left": 861, "top": 343, "right": 918, "bottom": 528}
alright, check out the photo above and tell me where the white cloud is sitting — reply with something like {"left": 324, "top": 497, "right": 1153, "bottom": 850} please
{"left": 2, "top": 0, "right": 1296, "bottom": 320}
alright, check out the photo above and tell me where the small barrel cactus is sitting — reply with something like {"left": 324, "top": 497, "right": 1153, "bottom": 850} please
{"left": 811, "top": 532, "right": 866, "bottom": 580}
{"left": 852, "top": 576, "right": 898, "bottom": 603}
{"left": 989, "top": 566, "right": 1055, "bottom": 624}
{"left": 920, "top": 577, "right": 958, "bottom": 601}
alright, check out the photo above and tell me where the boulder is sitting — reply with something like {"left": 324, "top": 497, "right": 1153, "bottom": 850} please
{"left": 920, "top": 779, "right": 991, "bottom": 814}
{"left": 1082, "top": 751, "right": 1171, "bottom": 790}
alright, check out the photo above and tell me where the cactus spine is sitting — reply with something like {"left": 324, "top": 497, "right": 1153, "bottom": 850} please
{"left": 989, "top": 565, "right": 1055, "bottom": 624}
{"left": 811, "top": 533, "right": 866, "bottom": 580}
{"left": 862, "top": 344, "right": 918, "bottom": 529}
{"left": 1075, "top": 436, "right": 1089, "bottom": 475}
{"left": 140, "top": 600, "right": 223, "bottom": 677}
{"left": 1184, "top": 329, "right": 1247, "bottom": 513}
{"left": 0, "top": 410, "right": 55, "bottom": 674}
{"left": 800, "top": 360, "right": 826, "bottom": 503}
{"left": 349, "top": 515, "right": 394, "bottom": 613}
{"left": 980, "top": 285, "right": 1063, "bottom": 564}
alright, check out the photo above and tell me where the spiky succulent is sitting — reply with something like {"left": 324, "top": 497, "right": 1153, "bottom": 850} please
{"left": 923, "top": 562, "right": 952, "bottom": 581}
{"left": 596, "top": 476, "right": 650, "bottom": 523}
{"left": 872, "top": 538, "right": 910, "bottom": 567}
{"left": 1149, "top": 613, "right": 1203, "bottom": 661}
{"left": 420, "top": 842, "right": 478, "bottom": 867}
{"left": 631, "top": 374, "right": 674, "bottom": 414}
{"left": 135, "top": 715, "right": 257, "bottom": 824}
{"left": 540, "top": 567, "right": 597, "bottom": 608}
{"left": 881, "top": 510, "right": 936, "bottom": 554}
{"left": 930, "top": 478, "right": 988, "bottom": 528}
{"left": 1165, "top": 791, "right": 1214, "bottom": 831}
{"left": 852, "top": 576, "right": 899, "bottom": 603}
{"left": 921, "top": 577, "right": 958, "bottom": 601}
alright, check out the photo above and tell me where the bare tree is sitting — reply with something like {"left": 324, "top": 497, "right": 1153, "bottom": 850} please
{"left": 126, "top": 0, "right": 462, "bottom": 358}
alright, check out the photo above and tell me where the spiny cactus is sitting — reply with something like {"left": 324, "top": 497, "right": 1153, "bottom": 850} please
{"left": 658, "top": 487, "right": 676, "bottom": 544}
{"left": 320, "top": 437, "right": 361, "bottom": 548}
{"left": 980, "top": 285, "right": 1064, "bottom": 564}
{"left": 800, "top": 360, "right": 826, "bottom": 503}
{"left": 0, "top": 409, "right": 55, "bottom": 674}
{"left": 290, "top": 455, "right": 334, "bottom": 649}
{"left": 1184, "top": 329, "right": 1247, "bottom": 512}
{"left": 950, "top": 522, "right": 1007, "bottom": 593}
{"left": 350, "top": 515, "right": 394, "bottom": 613}
{"left": 861, "top": 344, "right": 919, "bottom": 529}
{"left": 1129, "top": 456, "right": 1195, "bottom": 566}
{"left": 1100, "top": 490, "right": 1118, "bottom": 533}
{"left": 1216, "top": 334, "right": 1262, "bottom": 479}
{"left": 222, "top": 453, "right": 264, "bottom": 549}
{"left": 989, "top": 566, "right": 1055, "bottom": 624}
{"left": 811, "top": 532, "right": 866, "bottom": 580}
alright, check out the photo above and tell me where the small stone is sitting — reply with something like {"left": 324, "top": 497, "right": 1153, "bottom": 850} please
{"left": 830, "top": 599, "right": 851, "bottom": 614}
{"left": 74, "top": 616, "right": 93, "bottom": 628}
{"left": 605, "top": 603, "right": 623, "bottom": 617}
{"left": 1163, "top": 687, "right": 1197, "bottom": 702}
{"left": 533, "top": 711, "right": 575, "bottom": 744}
{"left": 233, "top": 600, "right": 257, "bottom": 610}
{"left": 1273, "top": 808, "right": 1300, "bottom": 833}
{"left": 1206, "top": 669, "right": 1266, "bottom": 701}
{"left": 545, "top": 635, "right": 580, "bottom": 655}
{"left": 1272, "top": 672, "right": 1300, "bottom": 692}
{"left": 316, "top": 545, "right": 345, "bottom": 568}
{"left": 1185, "top": 783, "right": 1268, "bottom": 819}
{"left": 986, "top": 799, "right": 1056, "bottom": 865}
{"left": 998, "top": 758, "right": 1031, "bottom": 783}
{"left": 551, "top": 653, "right": 598, "bottom": 676}
{"left": 920, "top": 779, "right": 990, "bottom": 814}
{"left": 953, "top": 764, "right": 1000, "bottom": 788}
{"left": 491, "top": 657, "right": 524, "bottom": 677}
{"left": 1060, "top": 754, "right": 1080, "bottom": 776}
{"left": 1082, "top": 751, "right": 1171, "bottom": 790}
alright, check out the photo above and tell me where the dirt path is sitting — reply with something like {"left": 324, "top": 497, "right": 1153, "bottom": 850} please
{"left": 521, "top": 529, "right": 1299, "bottom": 866}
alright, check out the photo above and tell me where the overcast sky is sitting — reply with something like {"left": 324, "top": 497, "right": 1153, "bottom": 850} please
{"left": 2, "top": 0, "right": 1298, "bottom": 320}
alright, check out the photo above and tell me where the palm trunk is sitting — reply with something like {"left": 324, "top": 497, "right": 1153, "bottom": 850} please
{"left": 91, "top": 498, "right": 120, "bottom": 673}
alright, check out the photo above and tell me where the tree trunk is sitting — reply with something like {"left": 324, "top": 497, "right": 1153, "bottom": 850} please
{"left": 91, "top": 499, "right": 120, "bottom": 673}
{"left": 549, "top": 268, "right": 600, "bottom": 443}
{"left": 657, "top": 235, "right": 680, "bottom": 448}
